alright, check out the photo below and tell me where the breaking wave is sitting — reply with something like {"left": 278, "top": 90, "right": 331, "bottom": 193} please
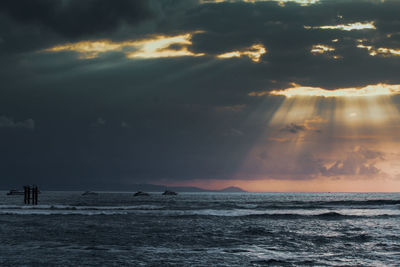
{"left": 0, "top": 206, "right": 399, "bottom": 218}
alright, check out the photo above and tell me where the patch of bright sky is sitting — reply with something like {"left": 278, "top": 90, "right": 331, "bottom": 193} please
{"left": 42, "top": 33, "right": 205, "bottom": 59}
{"left": 250, "top": 83, "right": 400, "bottom": 133}
{"left": 304, "top": 21, "right": 376, "bottom": 31}
{"left": 357, "top": 40, "right": 400, "bottom": 56}
{"left": 43, "top": 33, "right": 266, "bottom": 62}
{"left": 217, "top": 44, "right": 266, "bottom": 62}
{"left": 310, "top": 44, "right": 341, "bottom": 59}
{"left": 310, "top": 44, "right": 335, "bottom": 54}
{"left": 254, "top": 83, "right": 400, "bottom": 98}
{"left": 243, "top": 82, "right": 400, "bottom": 189}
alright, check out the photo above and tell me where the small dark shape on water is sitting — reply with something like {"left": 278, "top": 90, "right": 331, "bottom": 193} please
{"left": 82, "top": 191, "right": 98, "bottom": 196}
{"left": 6, "top": 189, "right": 25, "bottom": 196}
{"left": 134, "top": 191, "right": 150, "bottom": 196}
{"left": 162, "top": 190, "right": 177, "bottom": 195}
{"left": 317, "top": 211, "right": 343, "bottom": 218}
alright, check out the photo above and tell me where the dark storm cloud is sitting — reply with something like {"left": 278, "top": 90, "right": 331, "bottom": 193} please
{"left": 0, "top": 0, "right": 152, "bottom": 38}
{"left": 1, "top": 0, "right": 400, "bottom": 188}
{"left": 178, "top": 0, "right": 400, "bottom": 88}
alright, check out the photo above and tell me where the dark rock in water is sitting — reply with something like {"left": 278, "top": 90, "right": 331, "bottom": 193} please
{"left": 162, "top": 190, "right": 177, "bottom": 195}
{"left": 82, "top": 191, "right": 98, "bottom": 196}
{"left": 134, "top": 191, "right": 150, "bottom": 196}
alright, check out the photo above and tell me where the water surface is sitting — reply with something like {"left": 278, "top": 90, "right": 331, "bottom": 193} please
{"left": 0, "top": 192, "right": 399, "bottom": 266}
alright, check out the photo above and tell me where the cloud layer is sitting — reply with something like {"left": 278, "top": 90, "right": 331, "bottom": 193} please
{"left": 0, "top": 0, "right": 400, "bottom": 190}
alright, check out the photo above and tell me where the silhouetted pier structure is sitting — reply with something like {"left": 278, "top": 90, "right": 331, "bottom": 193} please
{"left": 24, "top": 185, "right": 39, "bottom": 205}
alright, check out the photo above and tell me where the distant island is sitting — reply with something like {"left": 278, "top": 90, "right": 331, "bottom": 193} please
{"left": 128, "top": 184, "right": 247, "bottom": 193}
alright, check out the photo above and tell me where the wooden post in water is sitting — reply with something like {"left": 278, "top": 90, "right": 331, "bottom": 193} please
{"left": 33, "top": 185, "right": 38, "bottom": 205}
{"left": 27, "top": 186, "right": 31, "bottom": 204}
{"left": 23, "top": 185, "right": 39, "bottom": 205}
{"left": 24, "top": 186, "right": 29, "bottom": 204}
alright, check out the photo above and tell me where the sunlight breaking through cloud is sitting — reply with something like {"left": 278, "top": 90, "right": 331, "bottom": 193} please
{"left": 200, "top": 0, "right": 319, "bottom": 6}
{"left": 357, "top": 40, "right": 400, "bottom": 57}
{"left": 246, "top": 83, "right": 400, "bottom": 184}
{"left": 248, "top": 83, "right": 400, "bottom": 151}
{"left": 262, "top": 83, "right": 400, "bottom": 98}
{"left": 310, "top": 44, "right": 335, "bottom": 54}
{"left": 42, "top": 32, "right": 205, "bottom": 59}
{"left": 217, "top": 44, "right": 266, "bottom": 62}
{"left": 42, "top": 34, "right": 267, "bottom": 63}
{"left": 305, "top": 21, "right": 376, "bottom": 31}
{"left": 310, "top": 44, "right": 341, "bottom": 59}
{"left": 43, "top": 40, "right": 129, "bottom": 59}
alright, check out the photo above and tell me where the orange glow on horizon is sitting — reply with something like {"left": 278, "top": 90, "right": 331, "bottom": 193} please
{"left": 162, "top": 178, "right": 400, "bottom": 193}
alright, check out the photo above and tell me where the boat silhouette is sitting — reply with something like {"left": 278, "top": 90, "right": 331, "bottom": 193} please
{"left": 6, "top": 189, "right": 24, "bottom": 196}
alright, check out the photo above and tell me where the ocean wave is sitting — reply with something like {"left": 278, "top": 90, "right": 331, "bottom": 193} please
{"left": 184, "top": 209, "right": 400, "bottom": 219}
{"left": 330, "top": 199, "right": 400, "bottom": 206}
{"left": 235, "top": 204, "right": 259, "bottom": 209}
{"left": 223, "top": 200, "right": 400, "bottom": 211}
{"left": 260, "top": 199, "right": 400, "bottom": 207}
{"left": 1, "top": 205, "right": 399, "bottom": 218}
{"left": 244, "top": 211, "right": 400, "bottom": 219}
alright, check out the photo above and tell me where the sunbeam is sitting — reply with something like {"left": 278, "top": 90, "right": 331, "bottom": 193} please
{"left": 239, "top": 83, "right": 400, "bottom": 186}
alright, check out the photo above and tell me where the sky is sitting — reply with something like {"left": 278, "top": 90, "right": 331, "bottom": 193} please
{"left": 1, "top": 0, "right": 400, "bottom": 192}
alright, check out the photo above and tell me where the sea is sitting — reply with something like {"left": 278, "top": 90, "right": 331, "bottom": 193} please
{"left": 0, "top": 192, "right": 399, "bottom": 266}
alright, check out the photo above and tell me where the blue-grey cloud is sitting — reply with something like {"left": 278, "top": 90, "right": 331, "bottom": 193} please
{"left": 0, "top": 116, "right": 34, "bottom": 130}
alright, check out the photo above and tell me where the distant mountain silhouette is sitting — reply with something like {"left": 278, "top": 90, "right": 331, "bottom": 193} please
{"left": 130, "top": 184, "right": 247, "bottom": 193}
{"left": 30, "top": 183, "right": 247, "bottom": 192}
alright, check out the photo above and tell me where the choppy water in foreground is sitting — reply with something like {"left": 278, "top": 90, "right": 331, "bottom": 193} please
{"left": 1, "top": 192, "right": 400, "bottom": 266}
